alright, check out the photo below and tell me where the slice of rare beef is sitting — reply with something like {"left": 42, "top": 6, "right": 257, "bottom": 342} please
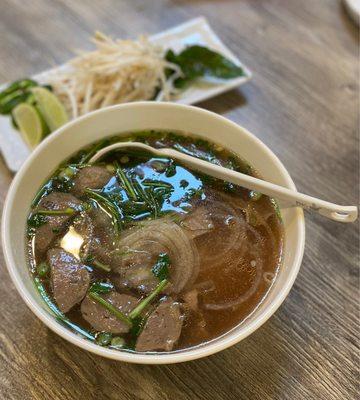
{"left": 71, "top": 166, "right": 112, "bottom": 197}
{"left": 73, "top": 206, "right": 116, "bottom": 265}
{"left": 180, "top": 206, "right": 214, "bottom": 239}
{"left": 135, "top": 298, "right": 183, "bottom": 352}
{"left": 81, "top": 292, "right": 137, "bottom": 334}
{"left": 48, "top": 248, "right": 90, "bottom": 313}
{"left": 34, "top": 192, "right": 82, "bottom": 258}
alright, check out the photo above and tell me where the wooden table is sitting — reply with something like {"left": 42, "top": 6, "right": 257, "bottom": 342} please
{"left": 0, "top": 1, "right": 358, "bottom": 399}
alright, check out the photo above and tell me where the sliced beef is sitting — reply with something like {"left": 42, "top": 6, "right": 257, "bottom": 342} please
{"left": 71, "top": 166, "right": 112, "bottom": 197}
{"left": 73, "top": 206, "right": 116, "bottom": 265}
{"left": 34, "top": 192, "right": 82, "bottom": 258}
{"left": 181, "top": 206, "right": 214, "bottom": 239}
{"left": 48, "top": 248, "right": 90, "bottom": 313}
{"left": 81, "top": 292, "right": 138, "bottom": 334}
{"left": 135, "top": 298, "right": 183, "bottom": 352}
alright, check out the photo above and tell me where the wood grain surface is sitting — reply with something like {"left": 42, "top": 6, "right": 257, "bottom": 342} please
{"left": 0, "top": 1, "right": 358, "bottom": 399}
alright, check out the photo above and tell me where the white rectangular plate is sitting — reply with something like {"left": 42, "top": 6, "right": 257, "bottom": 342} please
{"left": 0, "top": 17, "right": 251, "bottom": 172}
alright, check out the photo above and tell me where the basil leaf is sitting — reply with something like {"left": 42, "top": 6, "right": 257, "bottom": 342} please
{"left": 165, "top": 45, "right": 245, "bottom": 88}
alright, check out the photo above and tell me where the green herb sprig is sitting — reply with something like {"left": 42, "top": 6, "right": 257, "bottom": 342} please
{"left": 166, "top": 45, "right": 245, "bottom": 89}
{"left": 85, "top": 188, "right": 122, "bottom": 233}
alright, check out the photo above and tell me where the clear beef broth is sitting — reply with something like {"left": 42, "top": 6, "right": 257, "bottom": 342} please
{"left": 27, "top": 131, "right": 283, "bottom": 352}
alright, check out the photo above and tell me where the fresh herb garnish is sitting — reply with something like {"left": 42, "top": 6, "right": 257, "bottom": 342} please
{"left": 115, "top": 162, "right": 138, "bottom": 201}
{"left": 85, "top": 256, "right": 111, "bottom": 273}
{"left": 165, "top": 45, "right": 245, "bottom": 89}
{"left": 96, "top": 332, "right": 112, "bottom": 346}
{"left": 110, "top": 336, "right": 126, "bottom": 349}
{"left": 147, "top": 188, "right": 159, "bottom": 218}
{"left": 28, "top": 213, "right": 47, "bottom": 228}
{"left": 58, "top": 165, "right": 77, "bottom": 181}
{"left": 271, "top": 198, "right": 282, "bottom": 222}
{"left": 165, "top": 162, "right": 176, "bottom": 177}
{"left": 142, "top": 180, "right": 173, "bottom": 189}
{"left": 129, "top": 315, "right": 146, "bottom": 338}
{"left": 36, "top": 207, "right": 76, "bottom": 216}
{"left": 49, "top": 176, "right": 74, "bottom": 192}
{"left": 129, "top": 279, "right": 168, "bottom": 320}
{"left": 31, "top": 184, "right": 50, "bottom": 208}
{"left": 85, "top": 188, "right": 122, "bottom": 233}
{"left": 130, "top": 179, "right": 161, "bottom": 219}
{"left": 152, "top": 253, "right": 170, "bottom": 281}
{"left": 89, "top": 281, "right": 114, "bottom": 294}
{"left": 36, "top": 262, "right": 49, "bottom": 277}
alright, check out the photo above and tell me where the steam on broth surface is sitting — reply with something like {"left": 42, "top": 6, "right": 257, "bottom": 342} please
{"left": 27, "top": 131, "right": 283, "bottom": 352}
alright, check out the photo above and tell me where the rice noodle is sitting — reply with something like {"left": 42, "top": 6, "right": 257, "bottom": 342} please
{"left": 46, "top": 32, "right": 182, "bottom": 118}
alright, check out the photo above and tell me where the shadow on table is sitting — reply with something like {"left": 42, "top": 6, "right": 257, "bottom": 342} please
{"left": 43, "top": 316, "right": 301, "bottom": 399}
{"left": 196, "top": 88, "right": 248, "bottom": 115}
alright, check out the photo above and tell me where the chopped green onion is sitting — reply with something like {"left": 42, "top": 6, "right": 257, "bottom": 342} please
{"left": 36, "top": 207, "right": 76, "bottom": 216}
{"left": 58, "top": 166, "right": 77, "bottom": 180}
{"left": 147, "top": 189, "right": 159, "bottom": 218}
{"left": 110, "top": 336, "right": 125, "bottom": 349}
{"left": 90, "top": 281, "right": 114, "bottom": 294}
{"left": 142, "top": 180, "right": 173, "bottom": 189}
{"left": 129, "top": 279, "right": 168, "bottom": 319}
{"left": 165, "top": 163, "right": 176, "bottom": 177}
{"left": 31, "top": 184, "right": 49, "bottom": 208}
{"left": 96, "top": 332, "right": 112, "bottom": 346}
{"left": 115, "top": 162, "right": 138, "bottom": 201}
{"left": 36, "top": 262, "right": 49, "bottom": 277}
{"left": 85, "top": 188, "right": 122, "bottom": 233}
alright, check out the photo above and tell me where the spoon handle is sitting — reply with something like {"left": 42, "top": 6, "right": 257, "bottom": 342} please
{"left": 161, "top": 149, "right": 358, "bottom": 223}
{"left": 90, "top": 142, "right": 358, "bottom": 223}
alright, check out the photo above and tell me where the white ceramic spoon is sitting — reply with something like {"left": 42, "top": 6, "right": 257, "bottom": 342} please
{"left": 89, "top": 142, "right": 358, "bottom": 223}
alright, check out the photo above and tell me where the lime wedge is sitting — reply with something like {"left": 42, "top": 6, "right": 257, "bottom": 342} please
{"left": 31, "top": 87, "right": 68, "bottom": 131}
{"left": 12, "top": 103, "right": 44, "bottom": 148}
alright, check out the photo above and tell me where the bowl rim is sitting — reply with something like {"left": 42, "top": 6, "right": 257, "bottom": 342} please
{"left": 1, "top": 102, "right": 305, "bottom": 364}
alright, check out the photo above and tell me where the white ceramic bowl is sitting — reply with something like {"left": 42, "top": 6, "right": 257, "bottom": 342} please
{"left": 2, "top": 102, "right": 305, "bottom": 364}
